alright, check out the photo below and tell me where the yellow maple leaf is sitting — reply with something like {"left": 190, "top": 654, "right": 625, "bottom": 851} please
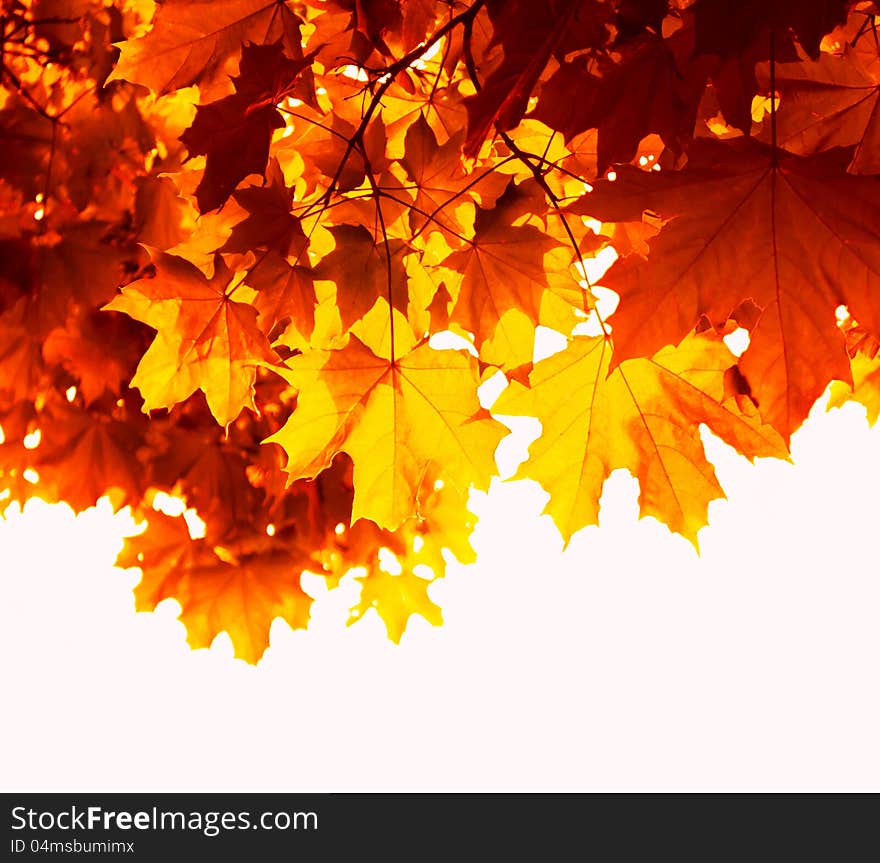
{"left": 331, "top": 465, "right": 475, "bottom": 642}
{"left": 349, "top": 568, "right": 442, "bottom": 644}
{"left": 265, "top": 335, "right": 505, "bottom": 531}
{"left": 494, "top": 332, "right": 789, "bottom": 547}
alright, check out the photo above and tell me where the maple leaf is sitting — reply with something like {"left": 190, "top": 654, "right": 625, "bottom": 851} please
{"left": 755, "top": 19, "right": 880, "bottom": 173}
{"left": 120, "top": 511, "right": 312, "bottom": 663}
{"left": 400, "top": 114, "right": 506, "bottom": 237}
{"left": 43, "top": 308, "right": 146, "bottom": 405}
{"left": 173, "top": 550, "right": 313, "bottom": 663}
{"left": 1, "top": 223, "right": 136, "bottom": 325}
{"left": 104, "top": 248, "right": 279, "bottom": 428}
{"left": 0, "top": 299, "right": 48, "bottom": 405}
{"left": 273, "top": 103, "right": 392, "bottom": 196}
{"left": 180, "top": 41, "right": 315, "bottom": 212}
{"left": 312, "top": 224, "right": 409, "bottom": 331}
{"left": 340, "top": 0, "right": 402, "bottom": 54}
{"left": 332, "top": 0, "right": 438, "bottom": 56}
{"left": 246, "top": 252, "right": 317, "bottom": 344}
{"left": 0, "top": 86, "right": 153, "bottom": 215}
{"left": 827, "top": 320, "right": 880, "bottom": 422}
{"left": 532, "top": 32, "right": 701, "bottom": 171}
{"left": 265, "top": 335, "right": 505, "bottom": 530}
{"left": 221, "top": 159, "right": 308, "bottom": 257}
{"left": 399, "top": 0, "right": 438, "bottom": 51}
{"left": 148, "top": 425, "right": 263, "bottom": 542}
{"left": 333, "top": 463, "right": 474, "bottom": 639}
{"left": 0, "top": 101, "right": 56, "bottom": 205}
{"left": 575, "top": 139, "right": 880, "bottom": 439}
{"left": 828, "top": 351, "right": 880, "bottom": 423}
{"left": 134, "top": 176, "right": 191, "bottom": 250}
{"left": 441, "top": 181, "right": 572, "bottom": 364}
{"left": 463, "top": 0, "right": 610, "bottom": 156}
{"left": 107, "top": 0, "right": 308, "bottom": 99}
{"left": 115, "top": 510, "right": 195, "bottom": 598}
{"left": 493, "top": 332, "right": 788, "bottom": 546}
{"left": 688, "top": 0, "right": 853, "bottom": 131}
{"left": 34, "top": 399, "right": 146, "bottom": 511}
{"left": 349, "top": 567, "right": 443, "bottom": 642}
{"left": 692, "top": 0, "right": 851, "bottom": 60}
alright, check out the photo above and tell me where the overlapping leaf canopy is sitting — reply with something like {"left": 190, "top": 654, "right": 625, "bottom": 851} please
{"left": 2, "top": 0, "right": 878, "bottom": 662}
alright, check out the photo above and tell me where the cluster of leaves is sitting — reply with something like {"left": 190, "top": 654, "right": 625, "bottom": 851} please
{"left": 2, "top": 0, "right": 879, "bottom": 662}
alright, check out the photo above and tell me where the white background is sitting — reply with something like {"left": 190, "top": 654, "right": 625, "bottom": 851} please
{"left": 1, "top": 396, "right": 879, "bottom": 791}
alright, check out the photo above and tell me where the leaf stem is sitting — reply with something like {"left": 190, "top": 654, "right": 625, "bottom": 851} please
{"left": 359, "top": 144, "right": 396, "bottom": 364}
{"left": 769, "top": 29, "right": 777, "bottom": 164}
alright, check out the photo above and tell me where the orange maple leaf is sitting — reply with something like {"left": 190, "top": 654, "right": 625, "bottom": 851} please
{"left": 312, "top": 224, "right": 409, "bottom": 332}
{"left": 104, "top": 248, "right": 278, "bottom": 428}
{"left": 107, "top": 0, "right": 307, "bottom": 98}
{"left": 755, "top": 19, "right": 880, "bottom": 173}
{"left": 577, "top": 139, "right": 880, "bottom": 439}
{"left": 119, "top": 511, "right": 312, "bottom": 664}
{"left": 442, "top": 183, "right": 572, "bottom": 366}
